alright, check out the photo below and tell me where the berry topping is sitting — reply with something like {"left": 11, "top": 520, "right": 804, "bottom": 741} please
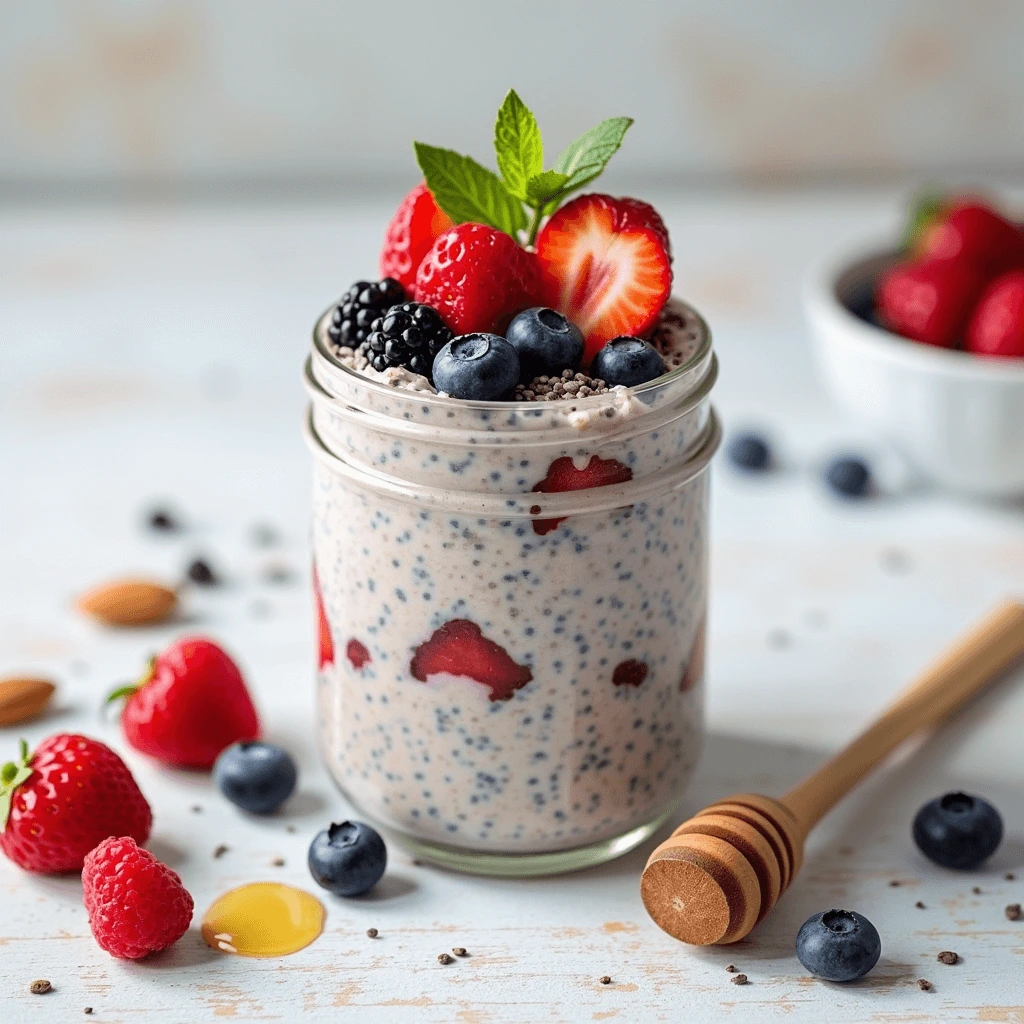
{"left": 822, "top": 456, "right": 871, "bottom": 498}
{"left": 589, "top": 335, "right": 665, "bottom": 387}
{"left": 361, "top": 301, "right": 454, "bottom": 378}
{"left": 912, "top": 791, "right": 1003, "bottom": 869}
{"left": 0, "top": 734, "right": 152, "bottom": 874}
{"left": 379, "top": 183, "right": 453, "bottom": 293}
{"left": 214, "top": 741, "right": 298, "bottom": 815}
{"left": 346, "top": 638, "right": 371, "bottom": 669}
{"left": 108, "top": 637, "right": 261, "bottom": 770}
{"left": 726, "top": 432, "right": 772, "bottom": 472}
{"left": 966, "top": 270, "right": 1024, "bottom": 358}
{"left": 530, "top": 455, "right": 633, "bottom": 535}
{"left": 795, "top": 909, "right": 881, "bottom": 982}
{"left": 410, "top": 619, "right": 533, "bottom": 702}
{"left": 506, "top": 307, "right": 584, "bottom": 381}
{"left": 432, "top": 333, "right": 520, "bottom": 401}
{"left": 919, "top": 200, "right": 1024, "bottom": 274}
{"left": 875, "top": 258, "right": 984, "bottom": 348}
{"left": 415, "top": 223, "right": 540, "bottom": 336}
{"left": 313, "top": 564, "right": 334, "bottom": 669}
{"left": 535, "top": 194, "right": 672, "bottom": 364}
{"left": 83, "top": 836, "right": 193, "bottom": 959}
{"left": 612, "top": 659, "right": 648, "bottom": 687}
{"left": 328, "top": 279, "right": 407, "bottom": 352}
{"left": 308, "top": 820, "right": 387, "bottom": 897}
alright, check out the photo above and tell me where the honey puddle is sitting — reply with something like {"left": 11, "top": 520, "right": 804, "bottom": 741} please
{"left": 201, "top": 883, "right": 326, "bottom": 957}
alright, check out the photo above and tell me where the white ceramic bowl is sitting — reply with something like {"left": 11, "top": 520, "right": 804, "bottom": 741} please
{"left": 803, "top": 249, "right": 1024, "bottom": 498}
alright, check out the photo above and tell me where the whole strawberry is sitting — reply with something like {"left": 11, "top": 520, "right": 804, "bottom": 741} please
{"left": 110, "top": 636, "right": 261, "bottom": 770}
{"left": 83, "top": 836, "right": 193, "bottom": 959}
{"left": 415, "top": 223, "right": 540, "bottom": 335}
{"left": 0, "top": 734, "right": 152, "bottom": 873}
{"left": 875, "top": 258, "right": 983, "bottom": 348}
{"left": 379, "top": 182, "right": 452, "bottom": 293}
{"left": 966, "top": 270, "right": 1024, "bottom": 358}
{"left": 919, "top": 200, "right": 1024, "bottom": 275}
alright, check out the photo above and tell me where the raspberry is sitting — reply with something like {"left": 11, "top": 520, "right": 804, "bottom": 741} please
{"left": 83, "top": 837, "right": 194, "bottom": 959}
{"left": 414, "top": 223, "right": 540, "bottom": 336}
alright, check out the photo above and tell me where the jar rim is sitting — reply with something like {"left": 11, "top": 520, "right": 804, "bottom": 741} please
{"left": 311, "top": 296, "right": 713, "bottom": 412}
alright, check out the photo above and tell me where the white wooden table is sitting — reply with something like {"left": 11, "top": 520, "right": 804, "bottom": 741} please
{"left": 2, "top": 193, "right": 1023, "bottom": 1022}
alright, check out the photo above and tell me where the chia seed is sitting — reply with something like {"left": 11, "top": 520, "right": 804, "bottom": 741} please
{"left": 30, "top": 980, "right": 52, "bottom": 994}
{"left": 731, "top": 974, "right": 748, "bottom": 985}
{"left": 937, "top": 951, "right": 959, "bottom": 965}
{"left": 1006, "top": 904, "right": 1021, "bottom": 921}
{"left": 917, "top": 978, "right": 933, "bottom": 991}
{"left": 599, "top": 976, "right": 611, "bottom": 985}
{"left": 514, "top": 370, "right": 611, "bottom": 401}
{"left": 437, "top": 953, "right": 454, "bottom": 965}
{"left": 367, "top": 927, "right": 379, "bottom": 938}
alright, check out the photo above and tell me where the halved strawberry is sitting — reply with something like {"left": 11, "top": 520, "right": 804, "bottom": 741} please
{"left": 534, "top": 194, "right": 673, "bottom": 364}
{"left": 379, "top": 183, "right": 452, "bottom": 293}
{"left": 530, "top": 455, "right": 633, "bottom": 535}
{"left": 313, "top": 564, "right": 334, "bottom": 670}
{"left": 409, "top": 619, "right": 532, "bottom": 702}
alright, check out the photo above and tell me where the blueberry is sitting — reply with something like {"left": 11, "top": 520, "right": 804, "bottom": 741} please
{"left": 506, "top": 307, "right": 584, "bottom": 382}
{"left": 795, "top": 909, "right": 881, "bottom": 982}
{"left": 214, "top": 741, "right": 297, "bottom": 815}
{"left": 589, "top": 336, "right": 665, "bottom": 388}
{"left": 726, "top": 432, "right": 772, "bottom": 471}
{"left": 823, "top": 455, "right": 871, "bottom": 497}
{"left": 912, "top": 791, "right": 1003, "bottom": 870}
{"left": 308, "top": 820, "right": 387, "bottom": 897}
{"left": 432, "top": 333, "right": 520, "bottom": 400}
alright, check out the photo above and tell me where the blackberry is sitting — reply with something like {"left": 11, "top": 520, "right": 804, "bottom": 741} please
{"left": 362, "top": 302, "right": 453, "bottom": 379}
{"left": 328, "top": 278, "right": 406, "bottom": 350}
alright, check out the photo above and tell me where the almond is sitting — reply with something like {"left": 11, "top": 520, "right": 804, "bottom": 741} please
{"left": 76, "top": 578, "right": 178, "bottom": 627}
{"left": 0, "top": 677, "right": 55, "bottom": 726}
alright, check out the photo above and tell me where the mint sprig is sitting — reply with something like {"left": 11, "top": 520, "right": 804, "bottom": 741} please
{"left": 414, "top": 90, "right": 633, "bottom": 246}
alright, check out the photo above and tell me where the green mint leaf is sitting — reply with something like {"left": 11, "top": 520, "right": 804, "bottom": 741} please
{"left": 553, "top": 116, "right": 634, "bottom": 197}
{"left": 414, "top": 142, "right": 527, "bottom": 237}
{"left": 524, "top": 170, "right": 569, "bottom": 204}
{"left": 494, "top": 89, "right": 544, "bottom": 201}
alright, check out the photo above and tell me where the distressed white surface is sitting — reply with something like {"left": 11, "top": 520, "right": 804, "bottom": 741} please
{"left": 1, "top": 194, "right": 1023, "bottom": 1022}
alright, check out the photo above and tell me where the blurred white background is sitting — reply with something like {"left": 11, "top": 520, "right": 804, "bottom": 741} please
{"left": 1, "top": 0, "right": 1022, "bottom": 198}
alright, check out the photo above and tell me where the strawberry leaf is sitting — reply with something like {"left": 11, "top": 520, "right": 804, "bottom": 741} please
{"left": 524, "top": 170, "right": 569, "bottom": 204}
{"left": 551, "top": 116, "right": 634, "bottom": 200}
{"left": 414, "top": 142, "right": 527, "bottom": 238}
{"left": 494, "top": 89, "right": 544, "bottom": 201}
{"left": 1, "top": 739, "right": 33, "bottom": 832}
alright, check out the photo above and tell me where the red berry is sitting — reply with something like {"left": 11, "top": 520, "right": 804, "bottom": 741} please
{"left": 966, "top": 270, "right": 1024, "bottom": 358}
{"left": 0, "top": 734, "right": 152, "bottom": 874}
{"left": 919, "top": 200, "right": 1024, "bottom": 274}
{"left": 379, "top": 183, "right": 453, "bottom": 293}
{"left": 313, "top": 564, "right": 335, "bottom": 669}
{"left": 346, "top": 638, "right": 371, "bottom": 669}
{"left": 875, "top": 258, "right": 984, "bottom": 348}
{"left": 409, "top": 619, "right": 533, "bottom": 702}
{"left": 114, "top": 637, "right": 261, "bottom": 770}
{"left": 530, "top": 455, "right": 633, "bottom": 535}
{"left": 83, "top": 836, "right": 193, "bottom": 959}
{"left": 414, "top": 223, "right": 541, "bottom": 335}
{"left": 680, "top": 622, "right": 705, "bottom": 692}
{"left": 534, "top": 194, "right": 673, "bottom": 365}
{"left": 612, "top": 660, "right": 648, "bottom": 687}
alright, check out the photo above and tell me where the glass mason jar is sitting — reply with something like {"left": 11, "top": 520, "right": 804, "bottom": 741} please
{"left": 304, "top": 299, "right": 719, "bottom": 876}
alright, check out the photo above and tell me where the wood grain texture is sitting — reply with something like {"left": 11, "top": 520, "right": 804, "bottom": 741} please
{"left": 2, "top": 195, "right": 1023, "bottom": 1022}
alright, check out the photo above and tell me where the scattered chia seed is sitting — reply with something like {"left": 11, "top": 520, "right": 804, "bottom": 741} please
{"left": 725, "top": 964, "right": 737, "bottom": 973}
{"left": 147, "top": 508, "right": 179, "bottom": 532}
{"left": 85, "top": 1009, "right": 93, "bottom": 1015}
{"left": 937, "top": 951, "right": 959, "bottom": 965}
{"left": 972, "top": 886, "right": 982, "bottom": 895}
{"left": 286, "top": 824, "right": 297, "bottom": 833}
{"left": 889, "top": 879, "right": 901, "bottom": 887}
{"left": 731, "top": 974, "right": 748, "bottom": 985}
{"left": 1006, "top": 904, "right": 1021, "bottom": 921}
{"left": 191, "top": 804, "right": 203, "bottom": 813}
{"left": 452, "top": 947, "right": 467, "bottom": 956}
{"left": 514, "top": 370, "right": 611, "bottom": 402}
{"left": 186, "top": 557, "right": 219, "bottom": 586}
{"left": 30, "top": 980, "right": 52, "bottom": 994}
{"left": 1006, "top": 872, "right": 1016, "bottom": 881}
{"left": 271, "top": 857, "right": 285, "bottom": 867}
{"left": 437, "top": 953, "right": 454, "bottom": 965}
{"left": 917, "top": 979, "right": 933, "bottom": 991}
{"left": 213, "top": 844, "right": 229, "bottom": 859}
{"left": 915, "top": 901, "right": 926, "bottom": 909}
{"left": 366, "top": 927, "right": 379, "bottom": 938}
{"left": 599, "top": 976, "right": 611, "bottom": 985}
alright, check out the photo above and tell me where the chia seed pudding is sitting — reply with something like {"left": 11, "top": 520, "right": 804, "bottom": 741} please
{"left": 305, "top": 298, "right": 719, "bottom": 873}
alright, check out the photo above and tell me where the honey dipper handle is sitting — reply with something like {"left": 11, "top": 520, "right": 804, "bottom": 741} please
{"left": 781, "top": 600, "right": 1024, "bottom": 832}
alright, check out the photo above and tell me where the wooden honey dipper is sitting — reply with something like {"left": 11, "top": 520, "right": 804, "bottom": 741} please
{"left": 641, "top": 599, "right": 1024, "bottom": 945}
